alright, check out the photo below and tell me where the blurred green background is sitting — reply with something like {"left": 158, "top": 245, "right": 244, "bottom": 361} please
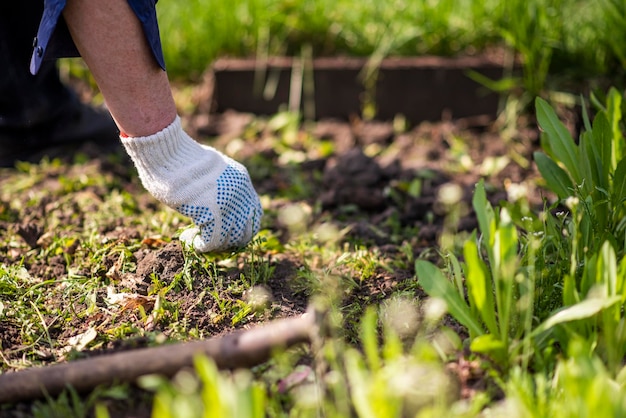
{"left": 157, "top": 0, "right": 625, "bottom": 90}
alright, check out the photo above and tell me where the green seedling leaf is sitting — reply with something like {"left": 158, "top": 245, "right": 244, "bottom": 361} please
{"left": 616, "top": 364, "right": 626, "bottom": 388}
{"left": 231, "top": 300, "right": 252, "bottom": 326}
{"left": 591, "top": 111, "right": 612, "bottom": 185}
{"left": 470, "top": 334, "right": 507, "bottom": 365}
{"left": 466, "top": 70, "right": 521, "bottom": 93}
{"left": 464, "top": 238, "right": 498, "bottom": 336}
{"left": 581, "top": 94, "right": 592, "bottom": 133}
{"left": 612, "top": 157, "right": 626, "bottom": 205}
{"left": 493, "top": 209, "right": 518, "bottom": 342}
{"left": 618, "top": 256, "right": 626, "bottom": 304}
{"left": 95, "top": 403, "right": 111, "bottom": 418}
{"left": 195, "top": 355, "right": 223, "bottom": 417}
{"left": 606, "top": 88, "right": 624, "bottom": 165}
{"left": 408, "top": 178, "right": 422, "bottom": 198}
{"left": 536, "top": 97, "right": 581, "bottom": 183}
{"left": 598, "top": 240, "right": 618, "bottom": 298}
{"left": 344, "top": 350, "right": 375, "bottom": 418}
{"left": 580, "top": 133, "right": 601, "bottom": 197}
{"left": 447, "top": 253, "right": 466, "bottom": 301}
{"left": 534, "top": 151, "right": 574, "bottom": 199}
{"left": 534, "top": 296, "right": 621, "bottom": 335}
{"left": 472, "top": 180, "right": 491, "bottom": 231}
{"left": 472, "top": 179, "right": 495, "bottom": 249}
{"left": 415, "top": 260, "right": 483, "bottom": 337}
{"left": 563, "top": 274, "right": 580, "bottom": 307}
{"left": 360, "top": 307, "right": 381, "bottom": 372}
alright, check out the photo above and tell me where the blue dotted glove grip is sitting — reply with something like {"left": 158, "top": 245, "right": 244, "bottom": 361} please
{"left": 177, "top": 165, "right": 262, "bottom": 249}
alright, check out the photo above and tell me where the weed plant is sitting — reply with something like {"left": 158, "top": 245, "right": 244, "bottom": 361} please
{"left": 415, "top": 89, "right": 626, "bottom": 415}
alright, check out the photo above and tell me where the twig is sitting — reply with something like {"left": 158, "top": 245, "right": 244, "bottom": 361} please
{"left": 0, "top": 308, "right": 322, "bottom": 404}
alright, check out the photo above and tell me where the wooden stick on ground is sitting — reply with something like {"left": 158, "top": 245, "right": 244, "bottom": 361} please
{"left": 0, "top": 309, "right": 322, "bottom": 404}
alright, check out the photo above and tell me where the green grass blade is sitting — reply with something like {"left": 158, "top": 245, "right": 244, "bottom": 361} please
{"left": 472, "top": 179, "right": 495, "bottom": 267}
{"left": 470, "top": 334, "right": 507, "bottom": 366}
{"left": 533, "top": 296, "right": 621, "bottom": 336}
{"left": 493, "top": 209, "right": 518, "bottom": 344}
{"left": 581, "top": 94, "right": 593, "bottom": 133}
{"left": 580, "top": 133, "right": 601, "bottom": 196}
{"left": 611, "top": 158, "right": 626, "bottom": 207}
{"left": 563, "top": 273, "right": 580, "bottom": 307}
{"left": 464, "top": 238, "right": 499, "bottom": 336}
{"left": 535, "top": 97, "right": 582, "bottom": 184}
{"left": 606, "top": 88, "right": 624, "bottom": 167}
{"left": 472, "top": 180, "right": 494, "bottom": 242}
{"left": 617, "top": 256, "right": 626, "bottom": 305}
{"left": 360, "top": 307, "right": 381, "bottom": 372}
{"left": 448, "top": 253, "right": 467, "bottom": 304}
{"left": 534, "top": 151, "right": 574, "bottom": 200}
{"left": 598, "top": 240, "right": 618, "bottom": 298}
{"left": 415, "top": 260, "right": 484, "bottom": 337}
{"left": 579, "top": 131, "right": 609, "bottom": 230}
{"left": 592, "top": 111, "right": 613, "bottom": 188}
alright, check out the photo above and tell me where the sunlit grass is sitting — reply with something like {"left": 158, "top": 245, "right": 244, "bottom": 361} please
{"left": 157, "top": 0, "right": 624, "bottom": 94}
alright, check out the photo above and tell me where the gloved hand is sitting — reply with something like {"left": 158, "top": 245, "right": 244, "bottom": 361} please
{"left": 121, "top": 117, "right": 263, "bottom": 252}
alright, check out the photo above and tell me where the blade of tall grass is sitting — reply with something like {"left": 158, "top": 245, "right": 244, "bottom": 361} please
{"left": 464, "top": 237, "right": 499, "bottom": 337}
{"left": 534, "top": 152, "right": 574, "bottom": 200}
{"left": 533, "top": 296, "right": 621, "bottom": 337}
{"left": 536, "top": 97, "right": 582, "bottom": 185}
{"left": 415, "top": 260, "right": 484, "bottom": 338}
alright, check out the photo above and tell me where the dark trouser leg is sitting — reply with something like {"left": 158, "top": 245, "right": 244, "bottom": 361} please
{"left": 0, "top": 1, "right": 118, "bottom": 167}
{"left": 0, "top": 0, "right": 74, "bottom": 129}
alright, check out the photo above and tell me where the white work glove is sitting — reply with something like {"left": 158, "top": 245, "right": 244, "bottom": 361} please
{"left": 121, "top": 117, "right": 263, "bottom": 252}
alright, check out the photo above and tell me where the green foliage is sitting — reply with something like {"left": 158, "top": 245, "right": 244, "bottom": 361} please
{"left": 416, "top": 90, "right": 626, "bottom": 415}
{"left": 535, "top": 89, "right": 626, "bottom": 258}
{"left": 29, "top": 385, "right": 128, "bottom": 418}
{"left": 599, "top": 0, "right": 626, "bottom": 72}
{"left": 137, "top": 304, "right": 469, "bottom": 417}
{"left": 417, "top": 180, "right": 537, "bottom": 368}
{"left": 502, "top": 341, "right": 626, "bottom": 417}
{"left": 140, "top": 356, "right": 265, "bottom": 418}
{"left": 415, "top": 259, "right": 484, "bottom": 338}
{"left": 497, "top": 0, "right": 556, "bottom": 98}
{"left": 156, "top": 0, "right": 625, "bottom": 92}
{"left": 530, "top": 240, "right": 626, "bottom": 376}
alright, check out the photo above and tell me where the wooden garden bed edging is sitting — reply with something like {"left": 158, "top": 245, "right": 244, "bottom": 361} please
{"left": 212, "top": 55, "right": 512, "bottom": 124}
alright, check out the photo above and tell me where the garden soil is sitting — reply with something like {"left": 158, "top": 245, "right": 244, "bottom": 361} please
{"left": 0, "top": 89, "right": 579, "bottom": 414}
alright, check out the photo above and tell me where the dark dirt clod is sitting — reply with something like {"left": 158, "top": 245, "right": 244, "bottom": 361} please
{"left": 0, "top": 321, "right": 22, "bottom": 353}
{"left": 29, "top": 255, "right": 67, "bottom": 281}
{"left": 265, "top": 256, "right": 309, "bottom": 316}
{"left": 322, "top": 148, "right": 389, "bottom": 210}
{"left": 134, "top": 241, "right": 185, "bottom": 285}
{"left": 16, "top": 223, "right": 43, "bottom": 249}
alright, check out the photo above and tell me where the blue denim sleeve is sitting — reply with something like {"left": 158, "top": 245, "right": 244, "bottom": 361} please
{"left": 30, "top": 0, "right": 165, "bottom": 75}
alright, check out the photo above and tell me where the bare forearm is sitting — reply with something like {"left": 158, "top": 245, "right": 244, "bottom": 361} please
{"left": 63, "top": 0, "right": 176, "bottom": 136}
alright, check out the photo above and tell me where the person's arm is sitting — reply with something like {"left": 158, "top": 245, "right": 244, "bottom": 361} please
{"left": 63, "top": 0, "right": 175, "bottom": 137}
{"left": 63, "top": 0, "right": 263, "bottom": 252}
